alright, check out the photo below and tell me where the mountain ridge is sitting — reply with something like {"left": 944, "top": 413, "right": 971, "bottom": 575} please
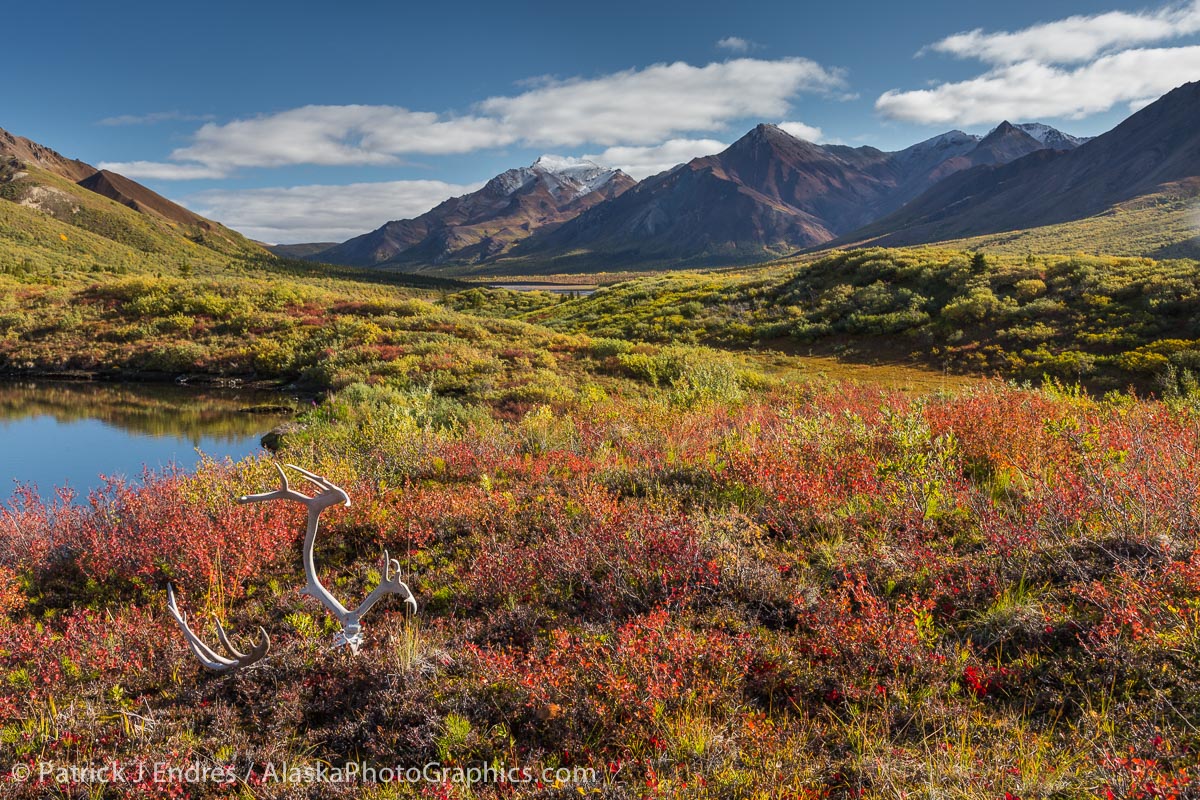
{"left": 488, "top": 120, "right": 1076, "bottom": 272}
{"left": 0, "top": 126, "right": 264, "bottom": 259}
{"left": 833, "top": 80, "right": 1200, "bottom": 253}
{"left": 310, "top": 156, "right": 635, "bottom": 267}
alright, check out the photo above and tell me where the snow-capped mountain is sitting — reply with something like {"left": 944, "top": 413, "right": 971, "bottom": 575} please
{"left": 889, "top": 130, "right": 980, "bottom": 172}
{"left": 489, "top": 156, "right": 623, "bottom": 203}
{"left": 310, "top": 157, "right": 635, "bottom": 267}
{"left": 1014, "top": 123, "right": 1091, "bottom": 150}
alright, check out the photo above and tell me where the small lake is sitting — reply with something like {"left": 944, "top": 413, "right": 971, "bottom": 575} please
{"left": 0, "top": 381, "right": 297, "bottom": 502}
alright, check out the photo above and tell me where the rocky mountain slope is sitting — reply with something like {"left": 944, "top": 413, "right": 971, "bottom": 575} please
{"left": 310, "top": 157, "right": 635, "bottom": 267}
{"left": 496, "top": 121, "right": 1072, "bottom": 271}
{"left": 0, "top": 127, "right": 262, "bottom": 258}
{"left": 837, "top": 81, "right": 1200, "bottom": 253}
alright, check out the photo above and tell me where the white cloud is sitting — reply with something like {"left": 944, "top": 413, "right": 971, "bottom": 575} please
{"left": 171, "top": 105, "right": 513, "bottom": 171}
{"left": 877, "top": 46, "right": 1200, "bottom": 124}
{"left": 883, "top": 1, "right": 1200, "bottom": 126}
{"left": 583, "top": 138, "right": 728, "bottom": 178}
{"left": 183, "top": 179, "right": 482, "bottom": 243}
{"left": 478, "top": 58, "right": 844, "bottom": 148}
{"left": 777, "top": 121, "right": 823, "bottom": 141}
{"left": 112, "top": 58, "right": 844, "bottom": 179}
{"left": 97, "top": 160, "right": 230, "bottom": 180}
{"left": 98, "top": 111, "right": 214, "bottom": 126}
{"left": 716, "top": 36, "right": 756, "bottom": 53}
{"left": 926, "top": 2, "right": 1200, "bottom": 65}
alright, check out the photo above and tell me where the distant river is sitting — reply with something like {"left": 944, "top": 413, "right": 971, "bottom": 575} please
{"left": 0, "top": 381, "right": 296, "bottom": 502}
{"left": 488, "top": 283, "right": 598, "bottom": 295}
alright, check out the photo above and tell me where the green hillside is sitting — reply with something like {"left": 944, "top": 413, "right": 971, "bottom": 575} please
{"left": 519, "top": 247, "right": 1200, "bottom": 392}
{"left": 891, "top": 180, "right": 1200, "bottom": 261}
{"left": 0, "top": 162, "right": 264, "bottom": 265}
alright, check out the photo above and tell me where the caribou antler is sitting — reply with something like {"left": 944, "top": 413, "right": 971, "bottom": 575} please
{"left": 165, "top": 584, "right": 270, "bottom": 672}
{"left": 239, "top": 463, "right": 417, "bottom": 654}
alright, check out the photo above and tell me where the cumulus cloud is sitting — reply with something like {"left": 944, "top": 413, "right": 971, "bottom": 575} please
{"left": 716, "top": 36, "right": 757, "bottom": 53}
{"left": 97, "top": 160, "right": 230, "bottom": 180}
{"left": 583, "top": 138, "right": 728, "bottom": 178}
{"left": 479, "top": 58, "right": 844, "bottom": 147}
{"left": 880, "top": 0, "right": 1200, "bottom": 126}
{"left": 130, "top": 58, "right": 842, "bottom": 178}
{"left": 877, "top": 46, "right": 1200, "bottom": 124}
{"left": 172, "top": 105, "right": 513, "bottom": 170}
{"left": 183, "top": 179, "right": 482, "bottom": 243}
{"left": 926, "top": 1, "right": 1200, "bottom": 64}
{"left": 98, "top": 111, "right": 215, "bottom": 126}
{"left": 777, "top": 121, "right": 823, "bottom": 141}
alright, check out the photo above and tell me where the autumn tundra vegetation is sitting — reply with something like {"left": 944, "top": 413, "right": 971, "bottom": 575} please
{"left": 0, "top": 243, "right": 1199, "bottom": 798}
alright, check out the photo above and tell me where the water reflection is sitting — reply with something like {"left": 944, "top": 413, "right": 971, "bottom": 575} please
{"left": 0, "top": 381, "right": 297, "bottom": 498}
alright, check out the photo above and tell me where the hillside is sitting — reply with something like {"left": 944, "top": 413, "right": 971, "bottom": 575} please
{"left": 0, "top": 127, "right": 265, "bottom": 262}
{"left": 838, "top": 81, "right": 1200, "bottom": 253}
{"left": 266, "top": 241, "right": 339, "bottom": 258}
{"left": 930, "top": 180, "right": 1200, "bottom": 260}
{"left": 520, "top": 247, "right": 1200, "bottom": 392}
{"left": 0, "top": 127, "right": 95, "bottom": 182}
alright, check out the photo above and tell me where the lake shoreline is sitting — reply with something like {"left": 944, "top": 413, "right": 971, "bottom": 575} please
{"left": 0, "top": 368, "right": 300, "bottom": 392}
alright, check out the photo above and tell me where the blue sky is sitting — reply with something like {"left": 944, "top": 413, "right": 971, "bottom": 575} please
{"left": 7, "top": 0, "right": 1200, "bottom": 242}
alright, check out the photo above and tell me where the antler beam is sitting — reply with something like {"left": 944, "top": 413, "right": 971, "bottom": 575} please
{"left": 239, "top": 463, "right": 417, "bottom": 653}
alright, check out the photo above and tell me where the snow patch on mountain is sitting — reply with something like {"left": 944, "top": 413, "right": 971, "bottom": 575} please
{"left": 489, "top": 156, "right": 625, "bottom": 202}
{"left": 889, "top": 130, "right": 979, "bottom": 170}
{"left": 1012, "top": 123, "right": 1091, "bottom": 149}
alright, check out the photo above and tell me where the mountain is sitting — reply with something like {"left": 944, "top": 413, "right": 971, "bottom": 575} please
{"left": 0, "top": 126, "right": 262, "bottom": 259}
{"left": 499, "top": 125, "right": 887, "bottom": 270}
{"left": 312, "top": 156, "right": 635, "bottom": 268}
{"left": 78, "top": 169, "right": 219, "bottom": 230}
{"left": 0, "top": 128, "right": 95, "bottom": 182}
{"left": 1015, "top": 123, "right": 1091, "bottom": 150}
{"left": 838, "top": 81, "right": 1200, "bottom": 255}
{"left": 496, "top": 122, "right": 1073, "bottom": 271}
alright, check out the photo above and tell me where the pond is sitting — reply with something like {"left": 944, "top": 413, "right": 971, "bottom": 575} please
{"left": 0, "top": 381, "right": 298, "bottom": 501}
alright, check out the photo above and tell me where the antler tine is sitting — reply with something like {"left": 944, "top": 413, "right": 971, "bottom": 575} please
{"left": 385, "top": 551, "right": 419, "bottom": 615}
{"left": 285, "top": 464, "right": 351, "bottom": 507}
{"left": 166, "top": 584, "right": 236, "bottom": 669}
{"left": 214, "top": 616, "right": 247, "bottom": 659}
{"left": 286, "top": 463, "right": 332, "bottom": 489}
{"left": 275, "top": 461, "right": 292, "bottom": 493}
{"left": 165, "top": 584, "right": 269, "bottom": 673}
{"left": 238, "top": 461, "right": 311, "bottom": 505}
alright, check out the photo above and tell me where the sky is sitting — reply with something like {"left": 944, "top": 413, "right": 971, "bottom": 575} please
{"left": 7, "top": 0, "right": 1200, "bottom": 243}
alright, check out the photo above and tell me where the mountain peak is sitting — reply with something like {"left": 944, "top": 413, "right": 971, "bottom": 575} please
{"left": 983, "top": 121, "right": 1019, "bottom": 139}
{"left": 314, "top": 155, "right": 635, "bottom": 267}
{"left": 531, "top": 154, "right": 602, "bottom": 174}
{"left": 0, "top": 126, "right": 97, "bottom": 182}
{"left": 1014, "top": 123, "right": 1091, "bottom": 150}
{"left": 750, "top": 123, "right": 793, "bottom": 142}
